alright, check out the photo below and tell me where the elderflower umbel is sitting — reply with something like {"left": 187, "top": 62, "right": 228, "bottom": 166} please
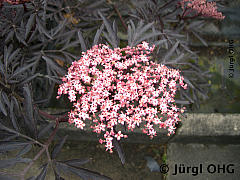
{"left": 57, "top": 42, "right": 187, "bottom": 153}
{"left": 180, "top": 0, "right": 225, "bottom": 20}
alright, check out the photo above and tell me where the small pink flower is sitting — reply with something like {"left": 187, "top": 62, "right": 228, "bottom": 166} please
{"left": 57, "top": 41, "right": 187, "bottom": 153}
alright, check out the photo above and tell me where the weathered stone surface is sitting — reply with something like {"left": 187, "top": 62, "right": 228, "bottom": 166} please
{"left": 170, "top": 113, "right": 240, "bottom": 144}
{"left": 44, "top": 112, "right": 240, "bottom": 144}
{"left": 166, "top": 143, "right": 240, "bottom": 180}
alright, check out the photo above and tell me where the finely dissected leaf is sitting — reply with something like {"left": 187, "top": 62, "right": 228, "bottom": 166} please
{"left": 134, "top": 31, "right": 162, "bottom": 46}
{"left": 19, "top": 73, "right": 40, "bottom": 85}
{"left": 26, "top": 176, "right": 36, "bottom": 180}
{"left": 5, "top": 30, "right": 14, "bottom": 43}
{"left": 93, "top": 24, "right": 104, "bottom": 46}
{"left": 56, "top": 162, "right": 112, "bottom": 180}
{"left": 7, "top": 48, "right": 20, "bottom": 65}
{"left": 42, "top": 56, "right": 66, "bottom": 76}
{"left": 25, "top": 13, "right": 36, "bottom": 39}
{"left": 10, "top": 98, "right": 19, "bottom": 131}
{"left": 16, "top": 144, "right": 32, "bottom": 157}
{"left": 0, "top": 157, "right": 32, "bottom": 169}
{"left": 133, "top": 21, "right": 153, "bottom": 42}
{"left": 64, "top": 158, "right": 90, "bottom": 167}
{"left": 0, "top": 141, "right": 30, "bottom": 152}
{"left": 36, "top": 16, "right": 53, "bottom": 40}
{"left": 53, "top": 19, "right": 67, "bottom": 36}
{"left": 2, "top": 134, "right": 18, "bottom": 141}
{"left": 163, "top": 41, "right": 179, "bottom": 63}
{"left": 9, "top": 61, "right": 36, "bottom": 79}
{"left": 191, "top": 31, "right": 208, "bottom": 47}
{"left": 11, "top": 96, "right": 20, "bottom": 116}
{"left": 36, "top": 163, "right": 48, "bottom": 180}
{"left": 15, "top": 31, "right": 28, "bottom": 46}
{"left": 98, "top": 11, "right": 118, "bottom": 48}
{"left": 183, "top": 77, "right": 195, "bottom": 89}
{"left": 61, "top": 41, "right": 79, "bottom": 50}
{"left": 23, "top": 84, "right": 37, "bottom": 138}
{"left": 78, "top": 30, "right": 87, "bottom": 52}
{"left": 4, "top": 46, "right": 9, "bottom": 67}
{"left": 175, "top": 100, "right": 191, "bottom": 104}
{"left": 51, "top": 135, "right": 68, "bottom": 159}
{"left": 182, "top": 91, "right": 194, "bottom": 103}
{"left": 127, "top": 23, "right": 132, "bottom": 46}
{"left": 2, "top": 91, "right": 10, "bottom": 108}
{"left": 0, "top": 95, "right": 7, "bottom": 116}
{"left": 54, "top": 164, "right": 64, "bottom": 180}
{"left": 0, "top": 175, "right": 17, "bottom": 180}
{"left": 153, "top": 39, "right": 167, "bottom": 47}
{"left": 38, "top": 122, "right": 54, "bottom": 138}
{"left": 112, "top": 138, "right": 125, "bottom": 165}
{"left": 0, "top": 57, "right": 5, "bottom": 75}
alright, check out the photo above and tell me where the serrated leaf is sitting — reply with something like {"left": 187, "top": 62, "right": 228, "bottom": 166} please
{"left": 64, "top": 158, "right": 90, "bottom": 167}
{"left": 36, "top": 163, "right": 48, "bottom": 180}
{"left": 0, "top": 175, "right": 17, "bottom": 180}
{"left": 2, "top": 134, "right": 18, "bottom": 141}
{"left": 36, "top": 16, "right": 53, "bottom": 40}
{"left": 0, "top": 157, "right": 32, "bottom": 169}
{"left": 51, "top": 135, "right": 68, "bottom": 159}
{"left": 182, "top": 91, "right": 194, "bottom": 103}
{"left": 5, "top": 30, "right": 14, "bottom": 43}
{"left": 4, "top": 46, "right": 9, "bottom": 67}
{"left": 10, "top": 98, "right": 19, "bottom": 131}
{"left": 134, "top": 31, "right": 163, "bottom": 46}
{"left": 9, "top": 61, "right": 36, "bottom": 79}
{"left": 175, "top": 100, "right": 191, "bottom": 104}
{"left": 0, "top": 95, "right": 7, "bottom": 116}
{"left": 61, "top": 41, "right": 79, "bottom": 51}
{"left": 183, "top": 77, "right": 195, "bottom": 89}
{"left": 1, "top": 91, "right": 10, "bottom": 108}
{"left": 26, "top": 176, "right": 36, "bottom": 180}
{"left": 11, "top": 96, "right": 20, "bottom": 116}
{"left": 163, "top": 41, "right": 179, "bottom": 63}
{"left": 8, "top": 48, "right": 20, "bottom": 65}
{"left": 78, "top": 30, "right": 87, "bottom": 52}
{"left": 42, "top": 56, "right": 66, "bottom": 76}
{"left": 23, "top": 84, "right": 37, "bottom": 138}
{"left": 15, "top": 31, "right": 28, "bottom": 46}
{"left": 127, "top": 23, "right": 132, "bottom": 46}
{"left": 56, "top": 162, "right": 112, "bottom": 180}
{"left": 16, "top": 144, "right": 32, "bottom": 157}
{"left": 112, "top": 138, "right": 125, "bottom": 165}
{"left": 0, "top": 57, "right": 5, "bottom": 75}
{"left": 0, "top": 142, "right": 30, "bottom": 153}
{"left": 93, "top": 24, "right": 104, "bottom": 46}
{"left": 133, "top": 21, "right": 153, "bottom": 42}
{"left": 38, "top": 122, "right": 54, "bottom": 138}
{"left": 18, "top": 73, "right": 40, "bottom": 86}
{"left": 25, "top": 13, "right": 36, "bottom": 39}
{"left": 98, "top": 11, "right": 118, "bottom": 48}
{"left": 191, "top": 31, "right": 208, "bottom": 47}
{"left": 53, "top": 19, "right": 67, "bottom": 36}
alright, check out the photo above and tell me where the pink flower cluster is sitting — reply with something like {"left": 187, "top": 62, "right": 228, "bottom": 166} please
{"left": 57, "top": 42, "right": 187, "bottom": 153}
{"left": 180, "top": 0, "right": 225, "bottom": 20}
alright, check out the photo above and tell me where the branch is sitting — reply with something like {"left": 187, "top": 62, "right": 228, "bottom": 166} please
{"left": 113, "top": 4, "right": 127, "bottom": 31}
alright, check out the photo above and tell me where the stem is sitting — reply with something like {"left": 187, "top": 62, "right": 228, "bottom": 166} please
{"left": 113, "top": 4, "right": 127, "bottom": 31}
{"left": 159, "top": 0, "right": 176, "bottom": 10}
